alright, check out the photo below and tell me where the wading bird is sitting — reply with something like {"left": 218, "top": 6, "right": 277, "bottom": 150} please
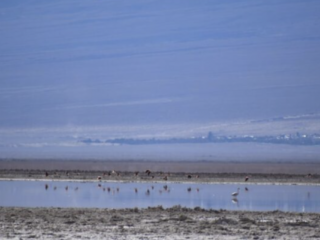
{"left": 232, "top": 188, "right": 240, "bottom": 197}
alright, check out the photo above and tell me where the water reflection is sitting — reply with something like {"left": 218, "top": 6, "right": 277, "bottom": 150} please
{"left": 0, "top": 180, "right": 320, "bottom": 213}
{"left": 231, "top": 198, "right": 239, "bottom": 206}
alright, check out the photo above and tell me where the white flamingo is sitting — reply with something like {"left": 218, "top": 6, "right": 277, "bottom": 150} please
{"left": 232, "top": 188, "right": 240, "bottom": 197}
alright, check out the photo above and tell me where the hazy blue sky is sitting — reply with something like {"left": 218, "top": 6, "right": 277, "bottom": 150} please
{"left": 0, "top": 1, "right": 320, "bottom": 160}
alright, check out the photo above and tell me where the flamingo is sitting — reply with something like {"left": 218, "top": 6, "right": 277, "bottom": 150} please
{"left": 232, "top": 188, "right": 240, "bottom": 197}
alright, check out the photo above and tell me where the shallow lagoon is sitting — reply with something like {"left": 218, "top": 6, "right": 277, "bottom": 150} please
{"left": 1, "top": 180, "right": 319, "bottom": 213}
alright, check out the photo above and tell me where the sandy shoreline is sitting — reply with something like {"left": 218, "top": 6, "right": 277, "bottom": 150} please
{"left": 1, "top": 159, "right": 320, "bottom": 239}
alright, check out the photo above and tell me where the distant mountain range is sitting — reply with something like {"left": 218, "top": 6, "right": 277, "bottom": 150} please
{"left": 79, "top": 132, "right": 320, "bottom": 146}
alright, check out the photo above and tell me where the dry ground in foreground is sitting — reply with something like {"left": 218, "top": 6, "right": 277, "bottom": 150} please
{"left": 1, "top": 206, "right": 320, "bottom": 240}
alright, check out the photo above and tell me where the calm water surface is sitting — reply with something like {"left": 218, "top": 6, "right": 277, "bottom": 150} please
{"left": 0, "top": 180, "right": 319, "bottom": 213}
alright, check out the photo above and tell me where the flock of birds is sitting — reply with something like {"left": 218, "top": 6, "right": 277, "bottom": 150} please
{"left": 39, "top": 172, "right": 315, "bottom": 210}
{"left": 43, "top": 170, "right": 251, "bottom": 204}
{"left": 44, "top": 182, "right": 200, "bottom": 196}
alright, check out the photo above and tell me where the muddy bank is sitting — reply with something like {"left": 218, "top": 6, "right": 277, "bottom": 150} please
{"left": 1, "top": 160, "right": 320, "bottom": 184}
{"left": 1, "top": 169, "right": 319, "bottom": 185}
{"left": 1, "top": 159, "right": 320, "bottom": 174}
{"left": 1, "top": 206, "right": 320, "bottom": 240}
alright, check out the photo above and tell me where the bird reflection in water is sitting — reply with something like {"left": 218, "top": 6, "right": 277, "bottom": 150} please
{"left": 232, "top": 198, "right": 239, "bottom": 207}
{"left": 307, "top": 192, "right": 311, "bottom": 200}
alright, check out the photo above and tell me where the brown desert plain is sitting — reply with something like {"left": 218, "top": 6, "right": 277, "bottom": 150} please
{"left": 1, "top": 159, "right": 320, "bottom": 240}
